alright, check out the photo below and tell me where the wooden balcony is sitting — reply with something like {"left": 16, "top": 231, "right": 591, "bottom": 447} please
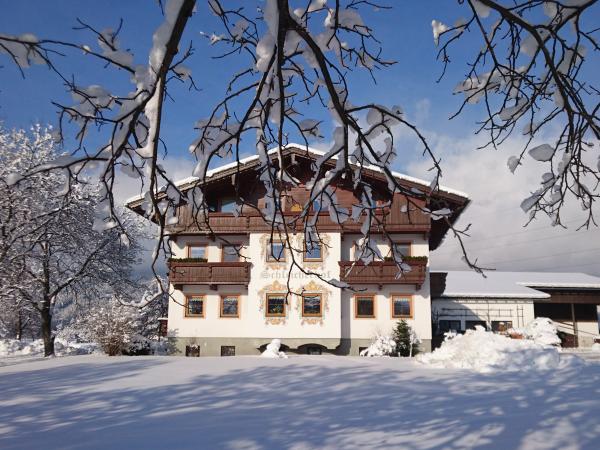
{"left": 168, "top": 209, "right": 431, "bottom": 235}
{"left": 168, "top": 260, "right": 251, "bottom": 287}
{"left": 339, "top": 258, "right": 428, "bottom": 288}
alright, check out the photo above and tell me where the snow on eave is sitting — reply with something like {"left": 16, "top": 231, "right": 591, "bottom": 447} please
{"left": 124, "top": 143, "right": 469, "bottom": 207}
{"left": 438, "top": 292, "right": 550, "bottom": 299}
{"left": 517, "top": 282, "right": 600, "bottom": 289}
{"left": 282, "top": 143, "right": 470, "bottom": 200}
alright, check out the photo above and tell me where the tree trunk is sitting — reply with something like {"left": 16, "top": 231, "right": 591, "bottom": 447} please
{"left": 16, "top": 312, "right": 22, "bottom": 341}
{"left": 40, "top": 241, "right": 55, "bottom": 356}
{"left": 40, "top": 302, "right": 54, "bottom": 357}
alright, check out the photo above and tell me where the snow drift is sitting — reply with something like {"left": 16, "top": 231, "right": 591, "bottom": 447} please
{"left": 510, "top": 317, "right": 562, "bottom": 346}
{"left": 418, "top": 326, "right": 572, "bottom": 373}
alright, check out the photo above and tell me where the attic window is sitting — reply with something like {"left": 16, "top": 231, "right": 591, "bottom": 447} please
{"left": 220, "top": 197, "right": 236, "bottom": 213}
{"left": 208, "top": 195, "right": 237, "bottom": 212}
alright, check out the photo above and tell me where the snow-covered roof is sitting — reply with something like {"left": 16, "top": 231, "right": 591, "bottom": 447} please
{"left": 125, "top": 143, "right": 469, "bottom": 205}
{"left": 433, "top": 271, "right": 600, "bottom": 300}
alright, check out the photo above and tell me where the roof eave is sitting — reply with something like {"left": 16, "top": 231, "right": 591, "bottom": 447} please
{"left": 125, "top": 144, "right": 470, "bottom": 210}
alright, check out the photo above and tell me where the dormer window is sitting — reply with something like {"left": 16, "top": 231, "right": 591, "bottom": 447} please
{"left": 219, "top": 196, "right": 236, "bottom": 213}
{"left": 207, "top": 195, "right": 237, "bottom": 212}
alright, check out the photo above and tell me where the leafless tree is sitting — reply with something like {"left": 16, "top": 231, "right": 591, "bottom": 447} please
{"left": 0, "top": 126, "right": 147, "bottom": 355}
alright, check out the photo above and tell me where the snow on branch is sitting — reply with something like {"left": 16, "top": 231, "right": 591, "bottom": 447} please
{"left": 434, "top": 0, "right": 600, "bottom": 229}
{"left": 0, "top": 0, "right": 487, "bottom": 295}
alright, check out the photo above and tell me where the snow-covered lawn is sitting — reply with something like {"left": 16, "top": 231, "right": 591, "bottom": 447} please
{"left": 1, "top": 355, "right": 599, "bottom": 450}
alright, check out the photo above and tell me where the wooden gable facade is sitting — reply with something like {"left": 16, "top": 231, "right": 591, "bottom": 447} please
{"left": 127, "top": 146, "right": 469, "bottom": 250}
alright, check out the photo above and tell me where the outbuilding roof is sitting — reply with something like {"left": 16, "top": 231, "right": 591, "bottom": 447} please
{"left": 432, "top": 270, "right": 600, "bottom": 300}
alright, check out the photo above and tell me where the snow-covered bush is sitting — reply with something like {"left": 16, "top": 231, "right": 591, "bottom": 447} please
{"left": 58, "top": 285, "right": 167, "bottom": 356}
{"left": 71, "top": 298, "right": 150, "bottom": 356}
{"left": 261, "top": 339, "right": 288, "bottom": 359}
{"left": 392, "top": 320, "right": 420, "bottom": 357}
{"left": 0, "top": 338, "right": 97, "bottom": 357}
{"left": 360, "top": 334, "right": 396, "bottom": 357}
{"left": 418, "top": 326, "right": 569, "bottom": 373}
{"left": 591, "top": 343, "right": 600, "bottom": 353}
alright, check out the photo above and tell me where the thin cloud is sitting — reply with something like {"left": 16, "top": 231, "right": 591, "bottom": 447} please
{"left": 405, "top": 130, "right": 600, "bottom": 276}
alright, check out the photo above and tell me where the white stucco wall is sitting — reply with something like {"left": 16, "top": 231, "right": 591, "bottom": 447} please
{"left": 167, "top": 232, "right": 433, "bottom": 343}
{"left": 340, "top": 275, "right": 431, "bottom": 342}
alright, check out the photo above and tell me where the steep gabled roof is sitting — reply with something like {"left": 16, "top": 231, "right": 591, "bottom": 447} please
{"left": 125, "top": 143, "right": 469, "bottom": 206}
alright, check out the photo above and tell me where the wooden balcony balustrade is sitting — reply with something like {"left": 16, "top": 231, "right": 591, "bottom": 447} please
{"left": 168, "top": 260, "right": 251, "bottom": 287}
{"left": 338, "top": 258, "right": 428, "bottom": 288}
{"left": 169, "top": 207, "right": 431, "bottom": 235}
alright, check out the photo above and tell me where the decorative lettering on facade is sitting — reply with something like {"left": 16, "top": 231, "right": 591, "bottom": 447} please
{"left": 260, "top": 270, "right": 332, "bottom": 280}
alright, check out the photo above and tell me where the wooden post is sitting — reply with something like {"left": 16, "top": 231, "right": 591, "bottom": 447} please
{"left": 570, "top": 303, "right": 579, "bottom": 347}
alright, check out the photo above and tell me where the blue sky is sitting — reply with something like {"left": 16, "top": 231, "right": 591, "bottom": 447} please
{"left": 0, "top": 1, "right": 480, "bottom": 161}
{"left": 1, "top": 1, "right": 599, "bottom": 276}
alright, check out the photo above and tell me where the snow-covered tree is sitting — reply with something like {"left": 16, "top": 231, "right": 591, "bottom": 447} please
{"left": 0, "top": 0, "right": 597, "bottom": 288}
{"left": 433, "top": 0, "right": 599, "bottom": 227}
{"left": 0, "top": 298, "right": 40, "bottom": 341}
{"left": 0, "top": 125, "right": 147, "bottom": 356}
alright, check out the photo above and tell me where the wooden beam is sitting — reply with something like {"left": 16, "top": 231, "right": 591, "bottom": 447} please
{"left": 570, "top": 302, "right": 579, "bottom": 347}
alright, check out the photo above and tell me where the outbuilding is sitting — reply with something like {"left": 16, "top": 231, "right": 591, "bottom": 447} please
{"left": 431, "top": 271, "right": 600, "bottom": 348}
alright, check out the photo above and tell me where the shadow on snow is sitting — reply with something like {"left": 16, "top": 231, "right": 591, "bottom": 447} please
{"left": 0, "top": 356, "right": 599, "bottom": 450}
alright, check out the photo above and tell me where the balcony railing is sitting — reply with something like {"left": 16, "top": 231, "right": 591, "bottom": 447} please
{"left": 168, "top": 210, "right": 431, "bottom": 235}
{"left": 339, "top": 258, "right": 428, "bottom": 288}
{"left": 168, "top": 260, "right": 251, "bottom": 286}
